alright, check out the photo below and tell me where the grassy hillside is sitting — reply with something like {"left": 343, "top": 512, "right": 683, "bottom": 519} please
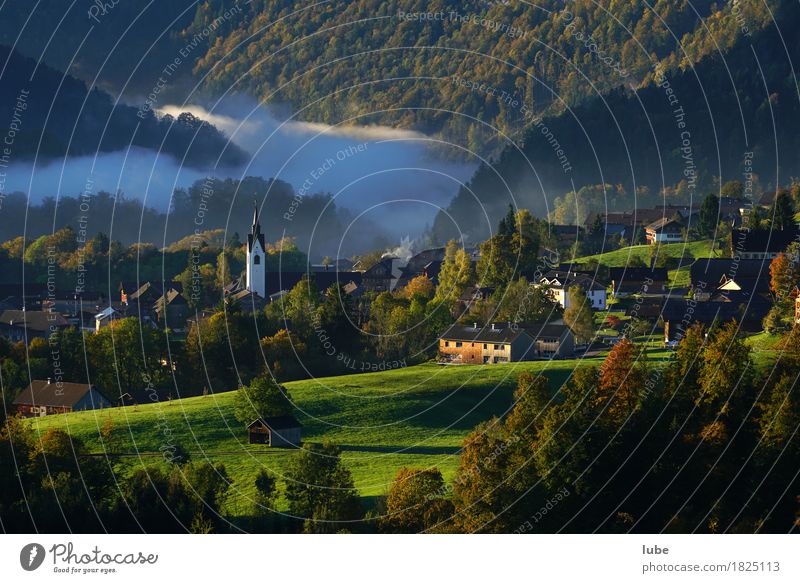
{"left": 575, "top": 240, "right": 718, "bottom": 268}
{"left": 28, "top": 359, "right": 605, "bottom": 515}
{"left": 576, "top": 240, "right": 718, "bottom": 289}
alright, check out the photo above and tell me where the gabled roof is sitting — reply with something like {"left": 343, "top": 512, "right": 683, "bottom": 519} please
{"left": 441, "top": 321, "right": 571, "bottom": 343}
{"left": 154, "top": 289, "right": 186, "bottom": 311}
{"left": 661, "top": 297, "right": 769, "bottom": 324}
{"left": 0, "top": 310, "right": 69, "bottom": 332}
{"left": 248, "top": 415, "right": 302, "bottom": 430}
{"left": 13, "top": 380, "right": 101, "bottom": 408}
{"left": 709, "top": 290, "right": 772, "bottom": 306}
{"left": 645, "top": 215, "right": 683, "bottom": 231}
{"left": 539, "top": 270, "right": 606, "bottom": 291}
{"left": 441, "top": 323, "right": 528, "bottom": 344}
{"left": 690, "top": 258, "right": 771, "bottom": 291}
{"left": 228, "top": 289, "right": 265, "bottom": 302}
{"left": 520, "top": 321, "right": 572, "bottom": 341}
{"left": 94, "top": 306, "right": 118, "bottom": 322}
{"left": 265, "top": 271, "right": 363, "bottom": 297}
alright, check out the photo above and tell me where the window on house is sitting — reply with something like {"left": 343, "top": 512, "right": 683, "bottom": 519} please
{"left": 444, "top": 341, "right": 450, "bottom": 347}
{"left": 254, "top": 255, "right": 260, "bottom": 265}
{"left": 483, "top": 343, "right": 488, "bottom": 349}
{"left": 494, "top": 344, "right": 500, "bottom": 350}
{"left": 455, "top": 342, "right": 462, "bottom": 348}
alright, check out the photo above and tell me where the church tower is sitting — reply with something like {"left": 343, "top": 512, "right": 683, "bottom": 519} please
{"left": 246, "top": 203, "right": 266, "bottom": 298}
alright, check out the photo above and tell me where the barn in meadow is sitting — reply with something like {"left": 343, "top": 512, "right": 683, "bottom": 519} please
{"left": 247, "top": 415, "right": 302, "bottom": 447}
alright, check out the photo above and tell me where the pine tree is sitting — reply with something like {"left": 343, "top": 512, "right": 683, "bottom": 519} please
{"left": 772, "top": 189, "right": 796, "bottom": 230}
{"left": 698, "top": 193, "right": 720, "bottom": 238}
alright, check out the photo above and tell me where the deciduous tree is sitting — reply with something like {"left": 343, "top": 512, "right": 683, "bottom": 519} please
{"left": 380, "top": 467, "right": 453, "bottom": 533}
{"left": 233, "top": 376, "right": 294, "bottom": 424}
{"left": 563, "top": 286, "right": 595, "bottom": 344}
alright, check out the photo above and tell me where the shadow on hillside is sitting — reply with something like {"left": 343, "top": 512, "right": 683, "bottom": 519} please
{"left": 338, "top": 444, "right": 462, "bottom": 455}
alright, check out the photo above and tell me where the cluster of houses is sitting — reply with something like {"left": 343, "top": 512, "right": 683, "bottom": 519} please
{"left": 0, "top": 280, "right": 190, "bottom": 341}
{"left": 6, "top": 201, "right": 799, "bottom": 445}
{"left": 439, "top": 223, "right": 800, "bottom": 363}
{"left": 582, "top": 199, "right": 747, "bottom": 245}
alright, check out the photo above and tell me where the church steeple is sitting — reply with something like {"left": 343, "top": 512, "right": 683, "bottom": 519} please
{"left": 248, "top": 201, "right": 265, "bottom": 252}
{"left": 251, "top": 202, "right": 261, "bottom": 239}
{"left": 246, "top": 201, "right": 266, "bottom": 298}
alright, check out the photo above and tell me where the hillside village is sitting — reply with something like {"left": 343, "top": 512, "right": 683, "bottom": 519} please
{"left": 3, "top": 185, "right": 800, "bottom": 413}
{"left": 2, "top": 182, "right": 800, "bottom": 533}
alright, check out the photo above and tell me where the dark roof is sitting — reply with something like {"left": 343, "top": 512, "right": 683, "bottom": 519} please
{"left": 248, "top": 415, "right": 302, "bottom": 430}
{"left": 266, "top": 271, "right": 363, "bottom": 297}
{"left": 719, "top": 276, "right": 771, "bottom": 294}
{"left": 154, "top": 289, "right": 186, "bottom": 310}
{"left": 441, "top": 321, "right": 570, "bottom": 343}
{"left": 585, "top": 207, "right": 680, "bottom": 228}
{"left": 690, "top": 258, "right": 771, "bottom": 290}
{"left": 645, "top": 216, "right": 683, "bottom": 231}
{"left": 441, "top": 323, "right": 528, "bottom": 343}
{"left": 13, "top": 380, "right": 99, "bottom": 408}
{"left": 423, "top": 260, "right": 443, "bottom": 282}
{"left": 661, "top": 298, "right": 770, "bottom": 324}
{"left": 625, "top": 298, "right": 665, "bottom": 319}
{"left": 731, "top": 227, "right": 799, "bottom": 254}
{"left": 0, "top": 310, "right": 69, "bottom": 332}
{"left": 521, "top": 321, "right": 572, "bottom": 340}
{"left": 709, "top": 290, "right": 772, "bottom": 306}
{"left": 128, "top": 282, "right": 160, "bottom": 302}
{"left": 609, "top": 267, "right": 668, "bottom": 282}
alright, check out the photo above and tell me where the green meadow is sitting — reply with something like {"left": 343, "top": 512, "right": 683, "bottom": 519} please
{"left": 575, "top": 239, "right": 718, "bottom": 268}
{"left": 28, "top": 359, "right": 606, "bottom": 515}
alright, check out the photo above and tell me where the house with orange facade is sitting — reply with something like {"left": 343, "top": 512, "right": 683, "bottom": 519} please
{"left": 439, "top": 322, "right": 575, "bottom": 364}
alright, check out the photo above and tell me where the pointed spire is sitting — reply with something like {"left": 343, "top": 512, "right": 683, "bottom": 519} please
{"left": 252, "top": 200, "right": 261, "bottom": 237}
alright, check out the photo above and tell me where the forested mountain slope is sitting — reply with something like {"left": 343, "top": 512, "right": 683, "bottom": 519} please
{"left": 431, "top": 0, "right": 800, "bottom": 242}
{"left": 0, "top": 45, "right": 246, "bottom": 167}
{"left": 0, "top": 1, "right": 777, "bottom": 157}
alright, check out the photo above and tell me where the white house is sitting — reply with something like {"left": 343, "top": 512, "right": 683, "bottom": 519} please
{"left": 644, "top": 216, "right": 684, "bottom": 244}
{"left": 94, "top": 306, "right": 119, "bottom": 332}
{"left": 537, "top": 270, "right": 607, "bottom": 310}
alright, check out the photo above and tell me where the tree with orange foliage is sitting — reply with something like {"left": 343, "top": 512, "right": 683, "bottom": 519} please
{"left": 594, "top": 339, "right": 648, "bottom": 426}
{"left": 771, "top": 242, "right": 800, "bottom": 304}
{"left": 404, "top": 274, "right": 434, "bottom": 299}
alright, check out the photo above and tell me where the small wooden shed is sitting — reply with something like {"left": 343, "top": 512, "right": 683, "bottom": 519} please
{"left": 248, "top": 415, "right": 302, "bottom": 447}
